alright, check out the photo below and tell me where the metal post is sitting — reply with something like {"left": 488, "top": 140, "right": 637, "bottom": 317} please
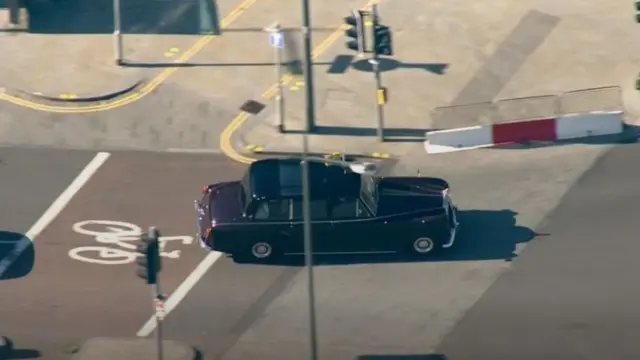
{"left": 113, "top": 0, "right": 123, "bottom": 65}
{"left": 301, "top": 0, "right": 316, "bottom": 133}
{"left": 274, "top": 24, "right": 285, "bottom": 133}
{"left": 149, "top": 226, "right": 164, "bottom": 360}
{"left": 152, "top": 284, "right": 164, "bottom": 360}
{"left": 370, "top": 4, "right": 385, "bottom": 142}
{"left": 7, "top": 0, "right": 18, "bottom": 25}
{"left": 371, "top": 59, "right": 385, "bottom": 142}
{"left": 301, "top": 134, "right": 318, "bottom": 360}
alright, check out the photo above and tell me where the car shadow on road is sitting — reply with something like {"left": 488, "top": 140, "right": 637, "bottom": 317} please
{"left": 0, "top": 337, "right": 41, "bottom": 360}
{"left": 233, "top": 209, "right": 540, "bottom": 266}
{"left": 25, "top": 0, "right": 220, "bottom": 34}
{"left": 0, "top": 231, "right": 35, "bottom": 281}
{"left": 358, "top": 355, "right": 448, "bottom": 360}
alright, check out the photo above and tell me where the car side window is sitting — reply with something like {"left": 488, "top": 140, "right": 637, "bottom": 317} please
{"left": 291, "top": 199, "right": 329, "bottom": 221}
{"left": 254, "top": 199, "right": 289, "bottom": 221}
{"left": 331, "top": 197, "right": 371, "bottom": 220}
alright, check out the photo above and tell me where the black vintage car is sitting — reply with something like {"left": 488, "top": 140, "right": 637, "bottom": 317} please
{"left": 194, "top": 157, "right": 458, "bottom": 261}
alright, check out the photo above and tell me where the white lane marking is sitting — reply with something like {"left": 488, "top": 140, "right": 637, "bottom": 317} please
{"left": 0, "top": 152, "right": 111, "bottom": 277}
{"left": 136, "top": 251, "right": 223, "bottom": 337}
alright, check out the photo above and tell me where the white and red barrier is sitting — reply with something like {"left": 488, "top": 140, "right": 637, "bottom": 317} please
{"left": 424, "top": 111, "right": 624, "bottom": 154}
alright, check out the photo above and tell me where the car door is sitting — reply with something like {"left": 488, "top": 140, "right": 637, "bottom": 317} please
{"left": 249, "top": 198, "right": 296, "bottom": 254}
{"left": 330, "top": 197, "right": 394, "bottom": 254}
{"left": 289, "top": 198, "right": 335, "bottom": 254}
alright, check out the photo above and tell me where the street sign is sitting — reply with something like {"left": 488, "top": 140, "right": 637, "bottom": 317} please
{"left": 154, "top": 298, "right": 165, "bottom": 320}
{"left": 269, "top": 32, "right": 284, "bottom": 49}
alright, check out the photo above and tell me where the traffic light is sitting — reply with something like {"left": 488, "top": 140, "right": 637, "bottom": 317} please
{"left": 373, "top": 24, "right": 393, "bottom": 56}
{"left": 636, "top": 1, "right": 640, "bottom": 22}
{"left": 136, "top": 230, "right": 161, "bottom": 285}
{"left": 344, "top": 10, "right": 365, "bottom": 53}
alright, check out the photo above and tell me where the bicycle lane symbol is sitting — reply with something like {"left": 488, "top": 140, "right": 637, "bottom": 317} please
{"left": 68, "top": 220, "right": 194, "bottom": 265}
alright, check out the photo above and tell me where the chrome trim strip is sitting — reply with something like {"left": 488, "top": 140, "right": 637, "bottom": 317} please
{"left": 442, "top": 204, "right": 459, "bottom": 248}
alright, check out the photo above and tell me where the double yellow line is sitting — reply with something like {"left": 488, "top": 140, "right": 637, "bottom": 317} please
{"left": 220, "top": 0, "right": 380, "bottom": 164}
{"left": 0, "top": 0, "right": 259, "bottom": 113}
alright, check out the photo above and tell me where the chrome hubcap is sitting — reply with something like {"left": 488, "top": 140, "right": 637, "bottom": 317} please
{"left": 413, "top": 237, "right": 434, "bottom": 254}
{"left": 252, "top": 243, "right": 272, "bottom": 258}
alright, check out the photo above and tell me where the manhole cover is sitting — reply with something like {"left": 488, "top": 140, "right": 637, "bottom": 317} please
{"left": 240, "top": 100, "right": 266, "bottom": 115}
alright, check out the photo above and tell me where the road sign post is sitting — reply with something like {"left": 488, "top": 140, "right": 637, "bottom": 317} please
{"left": 266, "top": 22, "right": 286, "bottom": 133}
{"left": 152, "top": 287, "right": 165, "bottom": 360}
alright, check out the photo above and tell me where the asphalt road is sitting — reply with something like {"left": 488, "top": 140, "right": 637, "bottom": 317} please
{"left": 437, "top": 141, "right": 640, "bottom": 360}
{"left": 159, "top": 141, "right": 618, "bottom": 360}
{"left": 2, "top": 140, "right": 637, "bottom": 360}
{"left": 0, "top": 147, "right": 246, "bottom": 360}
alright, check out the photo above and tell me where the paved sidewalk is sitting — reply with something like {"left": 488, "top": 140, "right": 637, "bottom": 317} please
{"left": 70, "top": 338, "right": 196, "bottom": 360}
{"left": 228, "top": 0, "right": 640, "bottom": 159}
{"left": 0, "top": 0, "right": 236, "bottom": 102}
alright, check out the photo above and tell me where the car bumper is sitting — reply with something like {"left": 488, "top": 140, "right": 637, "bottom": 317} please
{"left": 198, "top": 235, "right": 214, "bottom": 250}
{"left": 441, "top": 205, "right": 459, "bottom": 249}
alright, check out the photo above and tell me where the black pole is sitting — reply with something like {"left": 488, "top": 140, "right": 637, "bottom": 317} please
{"left": 301, "top": 0, "right": 316, "bottom": 133}
{"left": 301, "top": 2, "right": 318, "bottom": 358}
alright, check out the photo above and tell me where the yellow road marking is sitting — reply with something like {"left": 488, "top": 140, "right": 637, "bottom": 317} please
{"left": 220, "top": 0, "right": 382, "bottom": 165}
{"left": 0, "top": 0, "right": 261, "bottom": 113}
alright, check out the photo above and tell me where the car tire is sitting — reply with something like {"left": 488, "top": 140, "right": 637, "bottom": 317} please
{"left": 411, "top": 237, "right": 435, "bottom": 255}
{"left": 251, "top": 242, "right": 274, "bottom": 260}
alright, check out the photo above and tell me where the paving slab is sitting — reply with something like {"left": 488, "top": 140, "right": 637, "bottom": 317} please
{"left": 227, "top": 0, "right": 639, "bottom": 158}
{"left": 0, "top": 0, "right": 250, "bottom": 102}
{"left": 71, "top": 338, "right": 196, "bottom": 360}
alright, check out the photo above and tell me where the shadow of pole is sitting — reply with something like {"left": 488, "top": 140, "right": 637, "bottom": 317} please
{"left": 351, "top": 58, "right": 449, "bottom": 74}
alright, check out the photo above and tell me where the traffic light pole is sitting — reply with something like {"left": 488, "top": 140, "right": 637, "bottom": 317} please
{"left": 152, "top": 283, "right": 164, "bottom": 360}
{"left": 370, "top": 58, "right": 385, "bottom": 142}
{"left": 370, "top": 4, "right": 385, "bottom": 142}
{"left": 136, "top": 227, "right": 164, "bottom": 360}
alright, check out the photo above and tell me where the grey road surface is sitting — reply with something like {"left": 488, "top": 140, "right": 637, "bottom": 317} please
{"left": 0, "top": 148, "right": 247, "bottom": 360}
{"left": 437, "top": 141, "right": 640, "bottom": 360}
{"left": 0, "top": 147, "right": 95, "bottom": 235}
{"left": 160, "top": 141, "right": 613, "bottom": 360}
{"left": 0, "top": 147, "right": 99, "bottom": 359}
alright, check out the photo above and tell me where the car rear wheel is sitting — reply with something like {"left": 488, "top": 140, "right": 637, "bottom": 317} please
{"left": 412, "top": 237, "right": 435, "bottom": 254}
{"left": 251, "top": 242, "right": 273, "bottom": 259}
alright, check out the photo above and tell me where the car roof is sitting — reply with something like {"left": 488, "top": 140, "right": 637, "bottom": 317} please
{"left": 247, "top": 157, "right": 362, "bottom": 200}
